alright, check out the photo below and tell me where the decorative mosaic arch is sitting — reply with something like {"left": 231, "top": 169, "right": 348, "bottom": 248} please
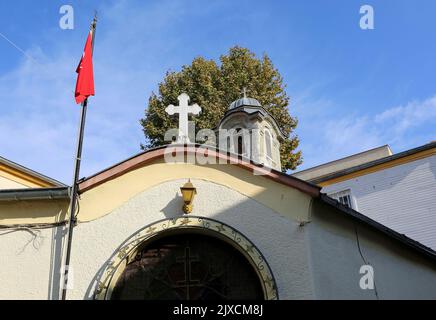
{"left": 94, "top": 216, "right": 278, "bottom": 300}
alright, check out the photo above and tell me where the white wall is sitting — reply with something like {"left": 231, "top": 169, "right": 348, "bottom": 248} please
{"left": 0, "top": 179, "right": 314, "bottom": 300}
{"left": 322, "top": 156, "right": 436, "bottom": 250}
{"left": 0, "top": 225, "right": 65, "bottom": 300}
{"left": 68, "top": 179, "right": 314, "bottom": 300}
{"left": 1, "top": 177, "right": 435, "bottom": 300}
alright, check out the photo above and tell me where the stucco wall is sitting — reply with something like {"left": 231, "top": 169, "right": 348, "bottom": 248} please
{"left": 0, "top": 159, "right": 315, "bottom": 300}
{"left": 1, "top": 178, "right": 435, "bottom": 300}
{"left": 78, "top": 160, "right": 312, "bottom": 223}
{"left": 0, "top": 224, "right": 65, "bottom": 299}
{"left": 0, "top": 178, "right": 313, "bottom": 300}
{"left": 307, "top": 199, "right": 436, "bottom": 299}
{"left": 67, "top": 179, "right": 314, "bottom": 300}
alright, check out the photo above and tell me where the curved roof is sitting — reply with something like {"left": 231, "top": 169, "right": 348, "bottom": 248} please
{"left": 223, "top": 96, "right": 286, "bottom": 139}
{"left": 219, "top": 106, "right": 287, "bottom": 139}
{"left": 229, "top": 97, "right": 262, "bottom": 109}
{"left": 78, "top": 144, "right": 319, "bottom": 196}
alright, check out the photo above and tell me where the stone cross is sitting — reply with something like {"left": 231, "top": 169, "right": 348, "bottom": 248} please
{"left": 165, "top": 93, "right": 201, "bottom": 143}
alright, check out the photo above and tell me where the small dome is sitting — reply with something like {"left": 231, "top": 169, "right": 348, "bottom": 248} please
{"left": 229, "top": 97, "right": 261, "bottom": 109}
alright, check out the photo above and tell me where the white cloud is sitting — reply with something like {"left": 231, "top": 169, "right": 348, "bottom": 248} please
{"left": 375, "top": 96, "right": 436, "bottom": 134}
{"left": 0, "top": 1, "right": 195, "bottom": 183}
{"left": 294, "top": 95, "right": 436, "bottom": 171}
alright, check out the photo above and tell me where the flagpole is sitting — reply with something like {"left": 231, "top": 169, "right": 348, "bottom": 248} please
{"left": 61, "top": 14, "right": 97, "bottom": 301}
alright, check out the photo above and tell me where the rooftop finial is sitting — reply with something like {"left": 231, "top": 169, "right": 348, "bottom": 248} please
{"left": 242, "top": 87, "right": 247, "bottom": 98}
{"left": 92, "top": 10, "right": 98, "bottom": 28}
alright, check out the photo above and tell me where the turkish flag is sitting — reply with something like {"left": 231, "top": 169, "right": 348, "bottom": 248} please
{"left": 74, "top": 31, "right": 94, "bottom": 104}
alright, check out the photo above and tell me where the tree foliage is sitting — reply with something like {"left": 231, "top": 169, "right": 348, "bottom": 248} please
{"left": 140, "top": 46, "right": 302, "bottom": 171}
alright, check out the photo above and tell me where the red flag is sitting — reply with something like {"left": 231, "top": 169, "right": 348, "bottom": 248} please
{"left": 75, "top": 30, "right": 94, "bottom": 104}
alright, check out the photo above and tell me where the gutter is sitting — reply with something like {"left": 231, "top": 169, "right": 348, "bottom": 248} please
{"left": 0, "top": 187, "right": 70, "bottom": 201}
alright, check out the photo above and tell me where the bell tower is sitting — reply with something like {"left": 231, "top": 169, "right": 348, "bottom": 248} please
{"left": 217, "top": 91, "right": 285, "bottom": 171}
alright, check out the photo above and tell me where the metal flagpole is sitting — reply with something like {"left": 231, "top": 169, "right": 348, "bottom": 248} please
{"left": 61, "top": 14, "right": 97, "bottom": 301}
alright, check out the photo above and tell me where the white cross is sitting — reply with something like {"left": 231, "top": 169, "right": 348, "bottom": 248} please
{"left": 165, "top": 93, "right": 201, "bottom": 143}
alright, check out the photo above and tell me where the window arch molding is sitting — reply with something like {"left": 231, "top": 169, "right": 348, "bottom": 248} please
{"left": 94, "top": 216, "right": 278, "bottom": 300}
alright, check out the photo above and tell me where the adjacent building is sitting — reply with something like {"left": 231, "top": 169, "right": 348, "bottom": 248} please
{"left": 0, "top": 156, "right": 64, "bottom": 190}
{"left": 293, "top": 142, "right": 436, "bottom": 250}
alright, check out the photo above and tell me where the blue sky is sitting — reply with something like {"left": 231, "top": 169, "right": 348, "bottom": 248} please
{"left": 0, "top": 0, "right": 435, "bottom": 183}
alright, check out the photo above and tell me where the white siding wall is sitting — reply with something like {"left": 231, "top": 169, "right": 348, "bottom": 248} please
{"left": 322, "top": 155, "right": 436, "bottom": 250}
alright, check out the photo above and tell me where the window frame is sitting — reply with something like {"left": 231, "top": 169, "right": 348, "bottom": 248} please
{"left": 264, "top": 129, "right": 274, "bottom": 165}
{"left": 327, "top": 189, "right": 357, "bottom": 210}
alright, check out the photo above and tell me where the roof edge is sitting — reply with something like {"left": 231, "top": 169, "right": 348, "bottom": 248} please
{"left": 78, "top": 144, "right": 320, "bottom": 197}
{"left": 0, "top": 156, "right": 66, "bottom": 187}
{"left": 310, "top": 141, "right": 436, "bottom": 184}
{"left": 320, "top": 193, "right": 436, "bottom": 262}
{"left": 219, "top": 106, "right": 287, "bottom": 139}
{"left": 292, "top": 144, "right": 391, "bottom": 177}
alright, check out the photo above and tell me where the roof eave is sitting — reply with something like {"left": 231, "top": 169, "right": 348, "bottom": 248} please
{"left": 319, "top": 193, "right": 436, "bottom": 262}
{"left": 78, "top": 144, "right": 320, "bottom": 197}
{"left": 309, "top": 142, "right": 436, "bottom": 184}
{"left": 0, "top": 156, "right": 66, "bottom": 187}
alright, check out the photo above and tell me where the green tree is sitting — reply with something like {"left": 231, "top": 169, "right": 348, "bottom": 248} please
{"left": 140, "top": 46, "right": 302, "bottom": 171}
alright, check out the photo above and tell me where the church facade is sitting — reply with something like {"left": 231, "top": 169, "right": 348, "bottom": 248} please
{"left": 0, "top": 95, "right": 435, "bottom": 300}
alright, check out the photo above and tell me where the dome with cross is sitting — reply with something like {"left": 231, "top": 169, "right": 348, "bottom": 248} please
{"left": 217, "top": 88, "right": 285, "bottom": 171}
{"left": 229, "top": 96, "right": 262, "bottom": 110}
{"left": 229, "top": 88, "right": 262, "bottom": 110}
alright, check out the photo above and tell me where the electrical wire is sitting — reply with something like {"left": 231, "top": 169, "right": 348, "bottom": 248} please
{"left": 0, "top": 221, "right": 67, "bottom": 230}
{"left": 0, "top": 190, "right": 80, "bottom": 233}
{"left": 354, "top": 221, "right": 379, "bottom": 299}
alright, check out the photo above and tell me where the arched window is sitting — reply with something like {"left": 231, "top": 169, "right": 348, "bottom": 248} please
{"left": 237, "top": 136, "right": 244, "bottom": 155}
{"left": 265, "top": 130, "right": 273, "bottom": 161}
{"left": 111, "top": 233, "right": 264, "bottom": 300}
{"left": 95, "top": 217, "right": 279, "bottom": 301}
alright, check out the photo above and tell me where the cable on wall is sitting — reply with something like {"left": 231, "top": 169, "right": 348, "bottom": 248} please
{"left": 353, "top": 221, "right": 380, "bottom": 300}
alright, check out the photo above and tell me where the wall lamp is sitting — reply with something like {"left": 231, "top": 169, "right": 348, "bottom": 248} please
{"left": 180, "top": 179, "right": 197, "bottom": 214}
